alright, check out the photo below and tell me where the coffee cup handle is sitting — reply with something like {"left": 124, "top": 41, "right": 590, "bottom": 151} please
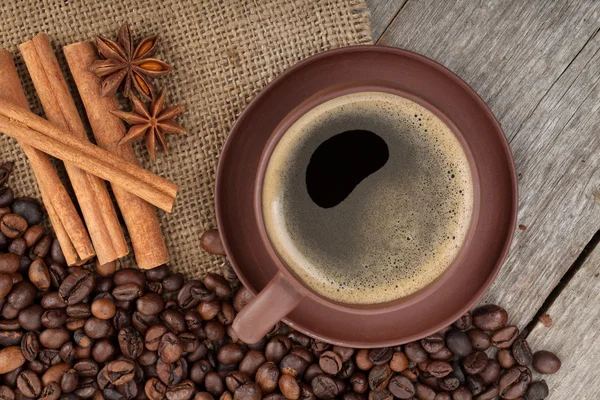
{"left": 232, "top": 272, "right": 303, "bottom": 344}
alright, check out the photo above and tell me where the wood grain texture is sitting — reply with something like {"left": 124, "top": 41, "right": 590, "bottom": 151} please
{"left": 377, "top": 0, "right": 600, "bottom": 329}
{"left": 527, "top": 246, "right": 600, "bottom": 399}
{"left": 364, "top": 0, "right": 407, "bottom": 40}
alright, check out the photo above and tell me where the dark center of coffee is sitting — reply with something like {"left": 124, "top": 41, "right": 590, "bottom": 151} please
{"left": 306, "top": 130, "right": 389, "bottom": 208}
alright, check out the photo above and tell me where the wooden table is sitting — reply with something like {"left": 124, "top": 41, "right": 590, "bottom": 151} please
{"left": 365, "top": 1, "right": 600, "bottom": 398}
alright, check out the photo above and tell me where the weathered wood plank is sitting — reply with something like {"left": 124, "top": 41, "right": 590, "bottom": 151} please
{"left": 379, "top": 0, "right": 600, "bottom": 329}
{"left": 364, "top": 0, "right": 407, "bottom": 41}
{"left": 527, "top": 245, "right": 600, "bottom": 399}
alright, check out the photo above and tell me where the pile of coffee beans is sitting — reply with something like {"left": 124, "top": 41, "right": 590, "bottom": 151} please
{"left": 0, "top": 162, "right": 561, "bottom": 400}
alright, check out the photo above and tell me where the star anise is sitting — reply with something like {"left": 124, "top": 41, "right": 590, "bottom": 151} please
{"left": 89, "top": 23, "right": 172, "bottom": 101}
{"left": 111, "top": 87, "right": 186, "bottom": 162}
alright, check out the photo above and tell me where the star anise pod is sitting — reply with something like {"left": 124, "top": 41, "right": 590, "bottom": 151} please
{"left": 89, "top": 22, "right": 172, "bottom": 101}
{"left": 111, "top": 87, "right": 186, "bottom": 162}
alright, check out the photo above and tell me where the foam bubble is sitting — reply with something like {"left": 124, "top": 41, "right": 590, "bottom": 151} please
{"left": 262, "top": 92, "right": 474, "bottom": 304}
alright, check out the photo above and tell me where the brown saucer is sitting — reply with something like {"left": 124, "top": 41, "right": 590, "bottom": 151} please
{"left": 216, "top": 45, "right": 517, "bottom": 347}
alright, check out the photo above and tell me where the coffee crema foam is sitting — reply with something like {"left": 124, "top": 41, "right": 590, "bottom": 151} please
{"left": 262, "top": 92, "right": 474, "bottom": 304}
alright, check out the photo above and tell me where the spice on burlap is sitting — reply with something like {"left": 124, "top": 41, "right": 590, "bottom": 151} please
{"left": 0, "top": 0, "right": 372, "bottom": 277}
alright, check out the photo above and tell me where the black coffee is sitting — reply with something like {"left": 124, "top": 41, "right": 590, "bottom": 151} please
{"left": 262, "top": 92, "right": 474, "bottom": 304}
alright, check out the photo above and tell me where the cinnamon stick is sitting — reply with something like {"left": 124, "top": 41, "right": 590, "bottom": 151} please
{"left": 20, "top": 34, "right": 129, "bottom": 265}
{"left": 0, "top": 49, "right": 94, "bottom": 265}
{"left": 0, "top": 100, "right": 178, "bottom": 212}
{"left": 64, "top": 41, "right": 170, "bottom": 269}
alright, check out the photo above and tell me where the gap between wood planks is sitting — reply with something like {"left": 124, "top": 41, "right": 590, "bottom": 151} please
{"left": 524, "top": 229, "right": 600, "bottom": 335}
{"left": 509, "top": 25, "right": 600, "bottom": 147}
{"left": 374, "top": 0, "right": 408, "bottom": 43}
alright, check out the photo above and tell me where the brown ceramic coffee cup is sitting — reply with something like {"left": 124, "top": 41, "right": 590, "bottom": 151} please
{"left": 216, "top": 46, "right": 517, "bottom": 347}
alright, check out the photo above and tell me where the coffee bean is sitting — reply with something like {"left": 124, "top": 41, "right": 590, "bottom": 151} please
{"left": 419, "top": 333, "right": 443, "bottom": 354}
{"left": 512, "top": 338, "right": 532, "bottom": 366}
{"left": 404, "top": 342, "right": 427, "bottom": 363}
{"left": 451, "top": 386, "right": 472, "bottom": 400}
{"left": 346, "top": 372, "right": 366, "bottom": 394}
{"left": 445, "top": 329, "right": 472, "bottom": 358}
{"left": 311, "top": 375, "right": 339, "bottom": 399}
{"left": 118, "top": 326, "right": 144, "bottom": 359}
{"left": 204, "top": 273, "right": 232, "bottom": 298}
{"left": 11, "top": 198, "right": 43, "bottom": 226}
{"left": 0, "top": 385, "right": 14, "bottom": 400}
{"left": 472, "top": 305, "right": 507, "bottom": 331}
{"left": 478, "top": 359, "right": 500, "bottom": 385}
{"left": 497, "top": 348, "right": 516, "bottom": 369}
{"left": 90, "top": 298, "right": 116, "bottom": 320}
{"left": 527, "top": 380, "right": 549, "bottom": 400}
{"left": 0, "top": 162, "right": 13, "bottom": 188}
{"left": 465, "top": 329, "right": 491, "bottom": 351}
{"left": 197, "top": 300, "right": 221, "bottom": 321}
{"left": 434, "top": 393, "right": 451, "bottom": 400}
{"left": 163, "top": 273, "right": 184, "bottom": 292}
{"left": 0, "top": 330, "right": 22, "bottom": 346}
{"left": 462, "top": 351, "right": 488, "bottom": 375}
{"left": 0, "top": 274, "right": 13, "bottom": 300}
{"left": 49, "top": 239, "right": 66, "bottom": 266}
{"left": 74, "top": 359, "right": 99, "bottom": 377}
{"left": 16, "top": 370, "right": 42, "bottom": 397}
{"left": 466, "top": 375, "right": 484, "bottom": 395}
{"left": 143, "top": 377, "right": 166, "bottom": 400}
{"left": 439, "top": 376, "right": 459, "bottom": 391}
{"left": 26, "top": 258, "right": 50, "bottom": 291}
{"left": 39, "top": 380, "right": 60, "bottom": 400}
{"left": 165, "top": 380, "right": 195, "bottom": 400}
{"left": 299, "top": 364, "right": 318, "bottom": 383}
{"left": 7, "top": 281, "right": 35, "bottom": 310}
{"left": 237, "top": 350, "right": 265, "bottom": 377}
{"left": 112, "top": 282, "right": 143, "bottom": 301}
{"left": 216, "top": 343, "right": 243, "bottom": 366}
{"left": 177, "top": 281, "right": 207, "bottom": 309}
{"left": 145, "top": 325, "right": 168, "bottom": 352}
{"left": 8, "top": 238, "right": 25, "bottom": 256}
{"left": 22, "top": 225, "right": 43, "bottom": 248}
{"left": 532, "top": 350, "right": 561, "bottom": 374}
{"left": 47, "top": 263, "right": 66, "bottom": 289}
{"left": 280, "top": 353, "right": 309, "bottom": 378}
{"left": 0, "top": 187, "right": 13, "bottom": 208}
{"left": 200, "top": 229, "right": 226, "bottom": 255}
{"left": 204, "top": 372, "right": 224, "bottom": 397}
{"left": 162, "top": 309, "right": 187, "bottom": 333}
{"left": 39, "top": 328, "right": 69, "bottom": 349}
{"left": 17, "top": 304, "right": 43, "bottom": 331}
{"left": 0, "top": 253, "right": 19, "bottom": 274}
{"left": 368, "top": 363, "right": 392, "bottom": 391}
{"left": 113, "top": 268, "right": 146, "bottom": 287}
{"left": 31, "top": 235, "right": 51, "bottom": 259}
{"left": 277, "top": 374, "right": 299, "bottom": 399}
{"left": 414, "top": 382, "right": 436, "bottom": 400}
{"left": 265, "top": 335, "right": 291, "bottom": 363}
{"left": 232, "top": 288, "right": 253, "bottom": 312}
{"left": 1, "top": 214, "right": 27, "bottom": 239}
{"left": 491, "top": 325, "right": 519, "bottom": 349}
{"left": 59, "top": 270, "right": 94, "bottom": 305}
{"left": 253, "top": 362, "right": 278, "bottom": 394}
{"left": 318, "top": 351, "right": 342, "bottom": 374}
{"left": 426, "top": 361, "right": 453, "bottom": 378}
{"left": 385, "top": 351, "right": 407, "bottom": 373}
{"left": 498, "top": 366, "right": 531, "bottom": 399}
{"left": 84, "top": 317, "right": 113, "bottom": 339}
{"left": 159, "top": 358, "right": 186, "bottom": 387}
{"left": 452, "top": 312, "right": 473, "bottom": 330}
{"left": 20, "top": 332, "right": 39, "bottom": 361}
{"left": 137, "top": 292, "right": 165, "bottom": 315}
{"left": 98, "top": 360, "right": 135, "bottom": 389}
{"left": 387, "top": 375, "right": 414, "bottom": 399}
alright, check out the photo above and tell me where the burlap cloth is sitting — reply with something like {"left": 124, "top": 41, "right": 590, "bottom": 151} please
{"left": 0, "top": 0, "right": 372, "bottom": 278}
